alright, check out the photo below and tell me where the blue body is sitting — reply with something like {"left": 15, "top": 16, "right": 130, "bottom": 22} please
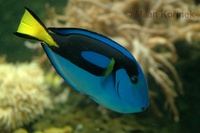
{"left": 43, "top": 28, "right": 149, "bottom": 113}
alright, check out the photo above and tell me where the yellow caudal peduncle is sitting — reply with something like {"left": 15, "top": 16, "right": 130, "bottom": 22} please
{"left": 16, "top": 8, "right": 58, "bottom": 47}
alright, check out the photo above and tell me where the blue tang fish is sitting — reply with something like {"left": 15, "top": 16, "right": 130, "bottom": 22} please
{"left": 14, "top": 7, "right": 148, "bottom": 113}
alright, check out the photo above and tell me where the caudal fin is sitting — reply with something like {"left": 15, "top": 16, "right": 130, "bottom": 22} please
{"left": 14, "top": 7, "right": 58, "bottom": 47}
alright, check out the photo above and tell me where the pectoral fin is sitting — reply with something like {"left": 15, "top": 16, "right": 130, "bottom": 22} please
{"left": 104, "top": 58, "right": 115, "bottom": 77}
{"left": 101, "top": 58, "right": 115, "bottom": 89}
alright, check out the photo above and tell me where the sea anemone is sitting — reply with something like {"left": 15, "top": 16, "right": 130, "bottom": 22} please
{"left": 0, "top": 61, "right": 52, "bottom": 131}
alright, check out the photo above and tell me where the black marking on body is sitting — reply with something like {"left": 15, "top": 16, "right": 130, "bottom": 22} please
{"left": 48, "top": 33, "right": 138, "bottom": 78}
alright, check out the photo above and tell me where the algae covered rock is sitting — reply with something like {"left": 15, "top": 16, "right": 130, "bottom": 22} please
{"left": 13, "top": 128, "right": 28, "bottom": 133}
{"left": 34, "top": 126, "right": 72, "bottom": 133}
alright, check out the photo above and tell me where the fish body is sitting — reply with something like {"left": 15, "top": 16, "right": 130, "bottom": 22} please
{"left": 14, "top": 7, "right": 148, "bottom": 113}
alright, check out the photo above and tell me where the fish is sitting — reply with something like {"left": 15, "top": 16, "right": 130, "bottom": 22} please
{"left": 14, "top": 7, "right": 149, "bottom": 113}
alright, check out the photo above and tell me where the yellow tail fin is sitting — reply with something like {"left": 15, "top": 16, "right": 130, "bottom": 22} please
{"left": 15, "top": 7, "right": 58, "bottom": 47}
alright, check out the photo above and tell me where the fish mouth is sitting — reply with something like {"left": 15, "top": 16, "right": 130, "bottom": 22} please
{"left": 141, "top": 107, "right": 148, "bottom": 112}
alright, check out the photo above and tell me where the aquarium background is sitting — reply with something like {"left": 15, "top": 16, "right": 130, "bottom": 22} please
{"left": 0, "top": 0, "right": 200, "bottom": 133}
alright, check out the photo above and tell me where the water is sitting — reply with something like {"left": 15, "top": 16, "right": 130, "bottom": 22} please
{"left": 0, "top": 0, "right": 200, "bottom": 133}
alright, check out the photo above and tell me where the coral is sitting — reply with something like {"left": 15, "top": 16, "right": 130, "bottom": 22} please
{"left": 44, "top": 0, "right": 200, "bottom": 122}
{"left": 0, "top": 61, "right": 52, "bottom": 131}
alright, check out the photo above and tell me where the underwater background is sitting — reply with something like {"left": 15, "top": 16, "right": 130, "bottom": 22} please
{"left": 0, "top": 0, "right": 200, "bottom": 133}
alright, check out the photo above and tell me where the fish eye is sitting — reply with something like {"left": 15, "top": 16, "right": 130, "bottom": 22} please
{"left": 131, "top": 76, "right": 138, "bottom": 84}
